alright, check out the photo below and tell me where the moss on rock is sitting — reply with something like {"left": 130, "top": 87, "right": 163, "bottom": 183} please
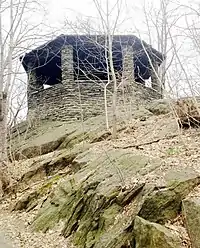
{"left": 139, "top": 168, "right": 200, "bottom": 223}
{"left": 31, "top": 150, "right": 159, "bottom": 247}
{"left": 30, "top": 147, "right": 200, "bottom": 248}
{"left": 134, "top": 216, "right": 182, "bottom": 248}
{"left": 182, "top": 196, "right": 200, "bottom": 248}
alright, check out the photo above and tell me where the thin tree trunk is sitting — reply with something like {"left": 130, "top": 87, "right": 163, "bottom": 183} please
{"left": 0, "top": 0, "right": 14, "bottom": 163}
{"left": 104, "top": 82, "right": 109, "bottom": 130}
{"left": 0, "top": 0, "right": 7, "bottom": 163}
{"left": 92, "top": 0, "right": 120, "bottom": 138}
{"left": 0, "top": 92, "right": 7, "bottom": 162}
{"left": 106, "top": 2, "right": 118, "bottom": 139}
{"left": 104, "top": 37, "right": 110, "bottom": 130}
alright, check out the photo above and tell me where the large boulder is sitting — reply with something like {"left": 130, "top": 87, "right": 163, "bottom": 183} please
{"left": 9, "top": 116, "right": 112, "bottom": 160}
{"left": 145, "top": 99, "right": 171, "bottom": 115}
{"left": 182, "top": 196, "right": 200, "bottom": 248}
{"left": 31, "top": 149, "right": 160, "bottom": 247}
{"left": 134, "top": 216, "right": 182, "bottom": 248}
{"left": 139, "top": 168, "right": 200, "bottom": 223}
{"left": 28, "top": 148, "right": 200, "bottom": 248}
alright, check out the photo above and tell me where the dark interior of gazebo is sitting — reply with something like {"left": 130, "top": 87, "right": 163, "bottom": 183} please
{"left": 20, "top": 34, "right": 165, "bottom": 85}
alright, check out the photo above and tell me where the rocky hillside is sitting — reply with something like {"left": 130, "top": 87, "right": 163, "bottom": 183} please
{"left": 1, "top": 99, "right": 200, "bottom": 248}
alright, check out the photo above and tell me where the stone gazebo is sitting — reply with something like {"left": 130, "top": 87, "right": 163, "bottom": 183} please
{"left": 20, "top": 34, "right": 165, "bottom": 122}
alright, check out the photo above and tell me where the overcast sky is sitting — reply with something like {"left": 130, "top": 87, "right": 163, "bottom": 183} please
{"left": 34, "top": 0, "right": 199, "bottom": 56}
{"left": 43, "top": 0, "right": 159, "bottom": 42}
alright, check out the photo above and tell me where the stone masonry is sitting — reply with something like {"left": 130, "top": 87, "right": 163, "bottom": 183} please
{"left": 27, "top": 45, "right": 162, "bottom": 122}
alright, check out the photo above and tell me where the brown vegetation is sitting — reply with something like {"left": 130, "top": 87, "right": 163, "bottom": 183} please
{"left": 174, "top": 98, "right": 200, "bottom": 128}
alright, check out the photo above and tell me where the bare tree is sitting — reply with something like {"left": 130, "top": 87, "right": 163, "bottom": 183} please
{"left": 0, "top": 0, "right": 47, "bottom": 164}
{"left": 141, "top": 0, "right": 187, "bottom": 97}
{"left": 63, "top": 0, "right": 124, "bottom": 137}
{"left": 0, "top": 0, "right": 50, "bottom": 195}
{"left": 87, "top": 0, "right": 124, "bottom": 138}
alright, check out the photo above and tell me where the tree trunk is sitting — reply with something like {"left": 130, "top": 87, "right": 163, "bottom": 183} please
{"left": 0, "top": 92, "right": 10, "bottom": 196}
{"left": 0, "top": 92, "right": 7, "bottom": 162}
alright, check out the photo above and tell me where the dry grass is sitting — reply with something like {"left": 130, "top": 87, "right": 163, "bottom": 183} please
{"left": 174, "top": 98, "right": 200, "bottom": 128}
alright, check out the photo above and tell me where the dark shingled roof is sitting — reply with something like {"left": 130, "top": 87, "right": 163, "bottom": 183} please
{"left": 20, "top": 34, "right": 165, "bottom": 84}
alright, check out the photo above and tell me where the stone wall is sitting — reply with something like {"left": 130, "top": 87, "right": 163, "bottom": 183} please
{"left": 27, "top": 45, "right": 162, "bottom": 122}
{"left": 28, "top": 81, "right": 160, "bottom": 122}
{"left": 28, "top": 81, "right": 111, "bottom": 122}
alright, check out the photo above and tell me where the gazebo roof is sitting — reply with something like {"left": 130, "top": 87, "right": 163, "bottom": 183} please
{"left": 20, "top": 34, "right": 165, "bottom": 72}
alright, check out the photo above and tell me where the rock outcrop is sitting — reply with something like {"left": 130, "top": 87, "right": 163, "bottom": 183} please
{"left": 5, "top": 103, "right": 200, "bottom": 248}
{"left": 182, "top": 196, "right": 200, "bottom": 248}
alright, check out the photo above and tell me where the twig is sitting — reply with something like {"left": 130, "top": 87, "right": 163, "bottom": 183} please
{"left": 113, "top": 134, "right": 178, "bottom": 149}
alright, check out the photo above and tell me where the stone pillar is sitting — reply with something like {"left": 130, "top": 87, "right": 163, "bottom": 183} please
{"left": 151, "top": 60, "right": 163, "bottom": 98}
{"left": 61, "top": 45, "right": 74, "bottom": 84}
{"left": 120, "top": 45, "right": 137, "bottom": 111}
{"left": 121, "top": 46, "right": 134, "bottom": 83}
{"left": 27, "top": 69, "right": 43, "bottom": 98}
{"left": 27, "top": 68, "right": 43, "bottom": 121}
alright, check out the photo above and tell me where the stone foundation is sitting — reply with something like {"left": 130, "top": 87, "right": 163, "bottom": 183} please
{"left": 28, "top": 80, "right": 160, "bottom": 122}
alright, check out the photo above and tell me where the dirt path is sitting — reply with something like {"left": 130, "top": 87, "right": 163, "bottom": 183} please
{"left": 0, "top": 201, "right": 73, "bottom": 248}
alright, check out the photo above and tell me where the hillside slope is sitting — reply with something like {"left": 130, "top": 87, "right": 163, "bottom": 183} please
{"left": 1, "top": 100, "right": 200, "bottom": 248}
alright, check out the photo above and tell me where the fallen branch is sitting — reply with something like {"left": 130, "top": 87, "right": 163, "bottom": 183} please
{"left": 113, "top": 134, "right": 178, "bottom": 149}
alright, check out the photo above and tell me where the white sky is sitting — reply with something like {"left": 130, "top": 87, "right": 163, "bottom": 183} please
{"left": 43, "top": 0, "right": 152, "bottom": 39}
